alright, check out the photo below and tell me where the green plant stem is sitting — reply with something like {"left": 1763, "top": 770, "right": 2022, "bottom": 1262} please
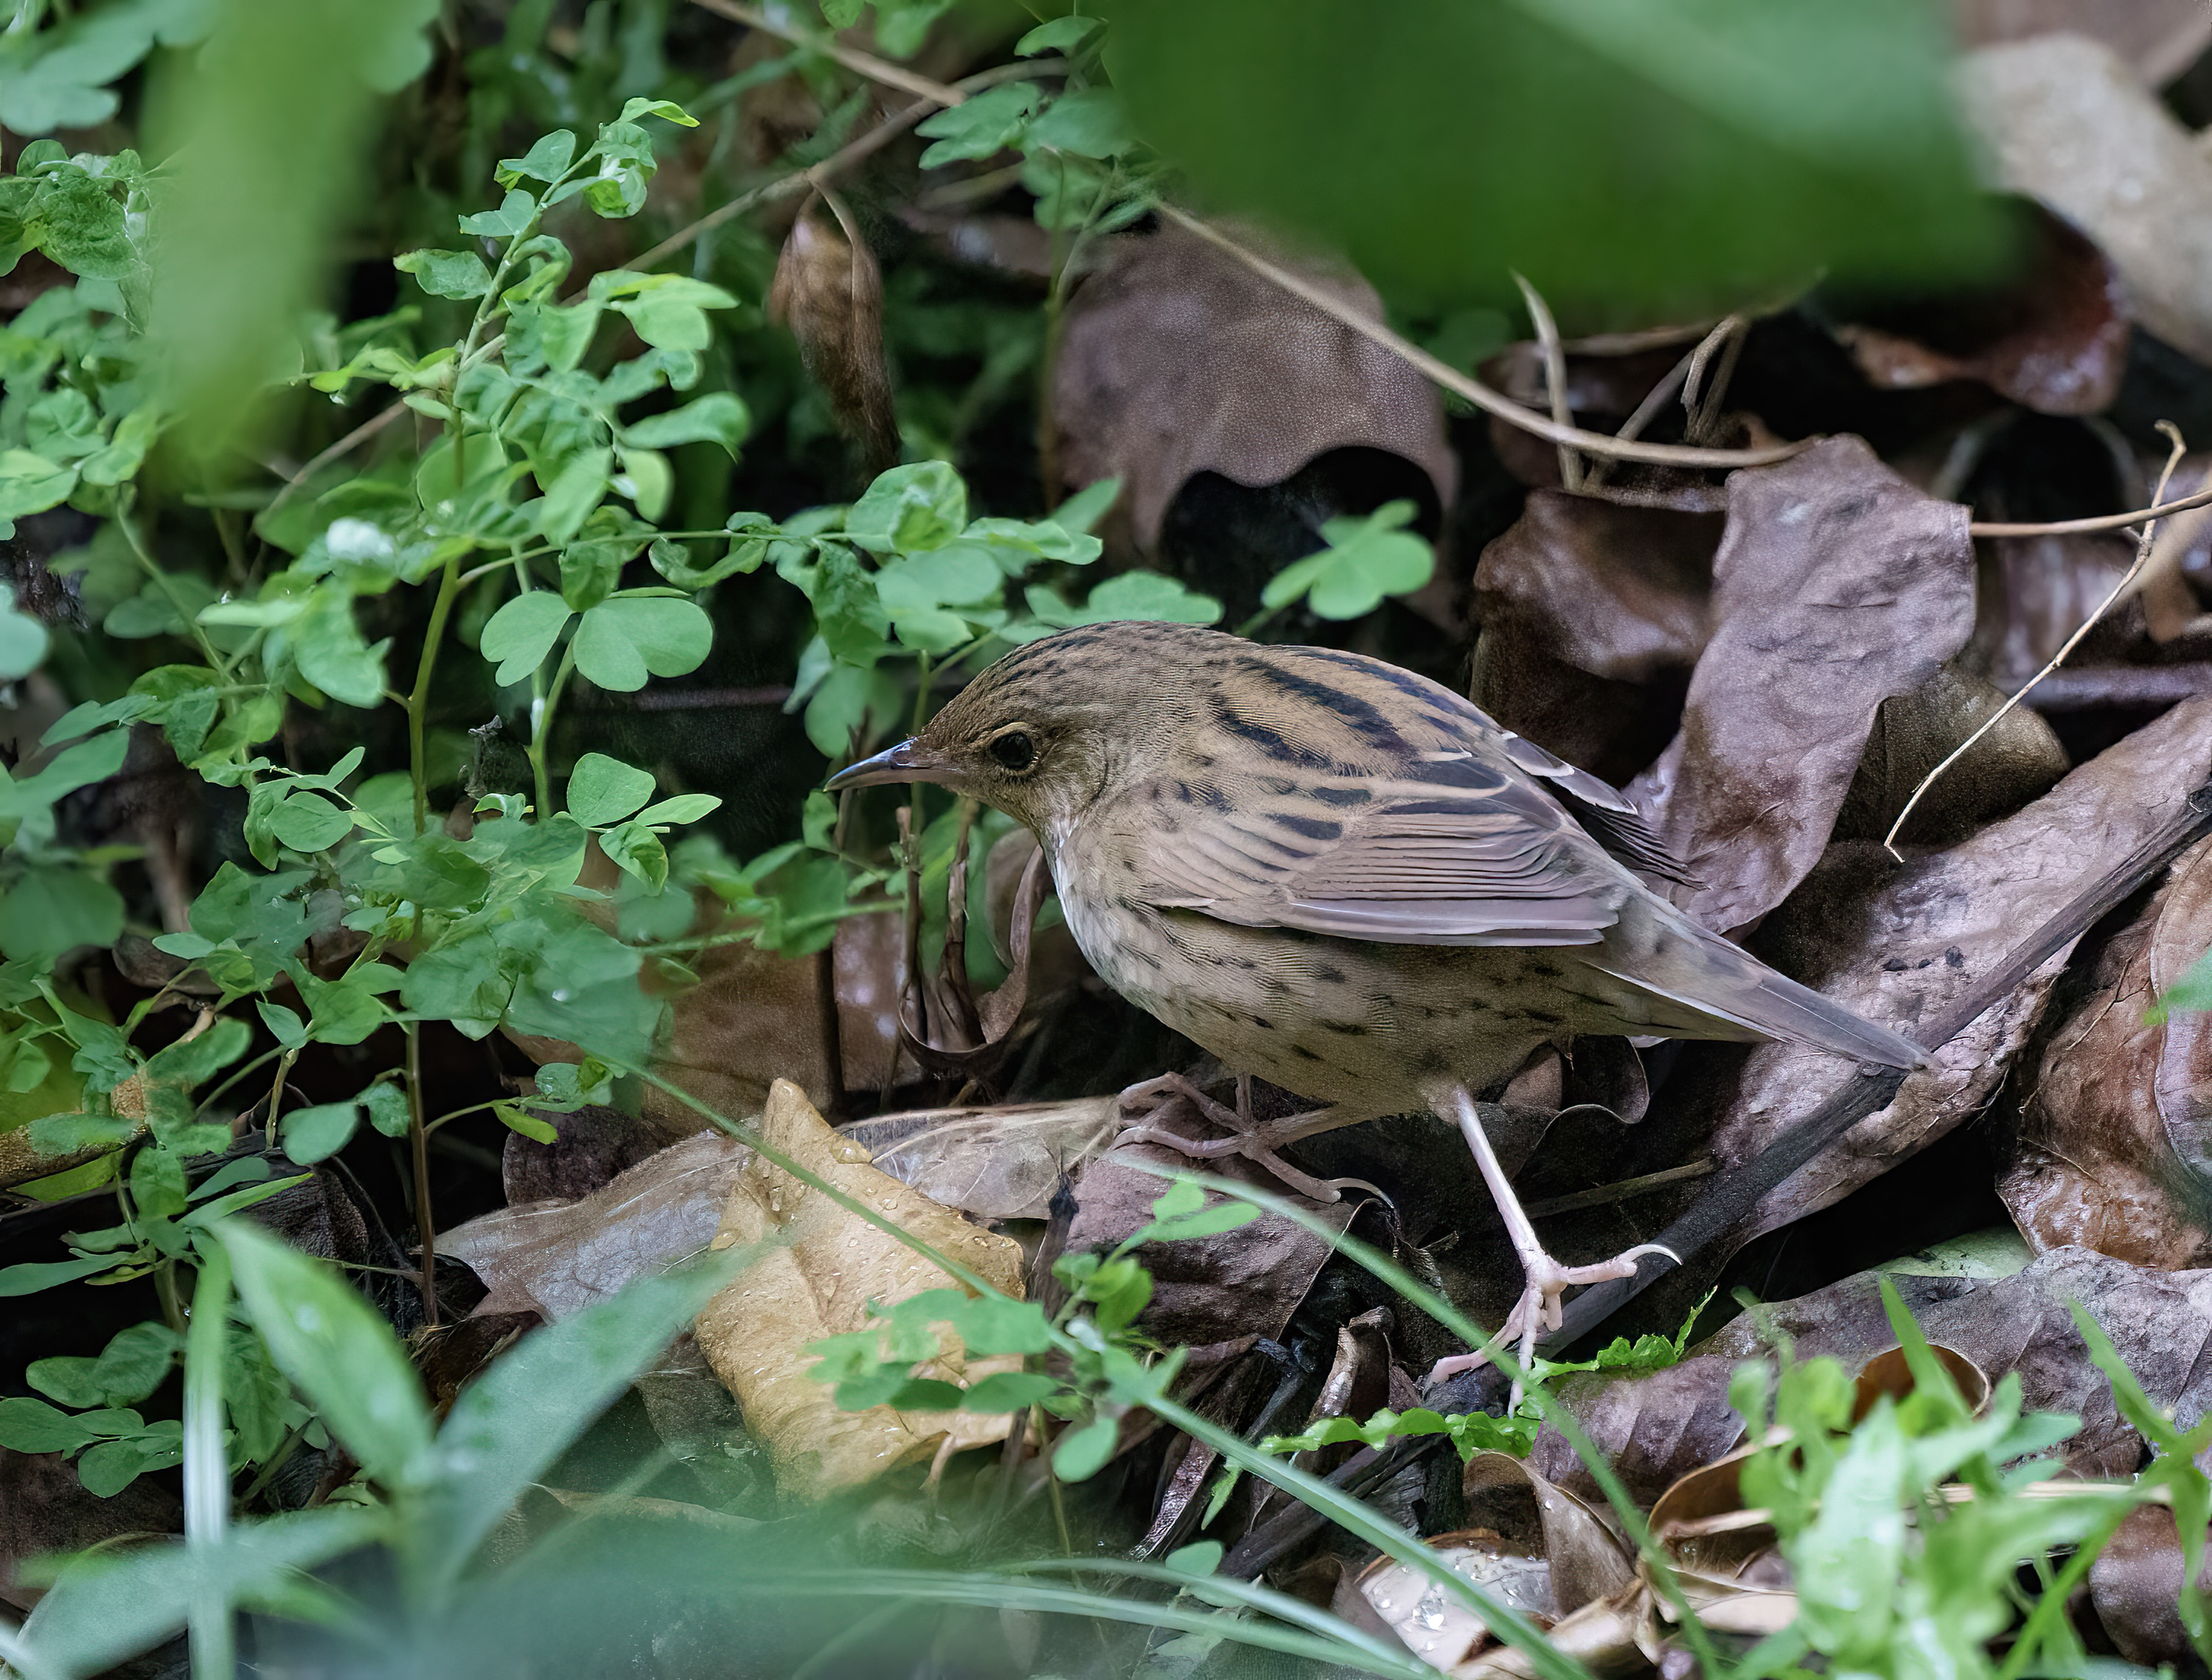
{"left": 407, "top": 557, "right": 466, "bottom": 835}
{"left": 528, "top": 641, "right": 577, "bottom": 815}
{"left": 184, "top": 1240, "right": 234, "bottom": 1680}
{"left": 403, "top": 1021, "right": 438, "bottom": 1326}
{"left": 119, "top": 514, "right": 234, "bottom": 680}
{"left": 1994, "top": 1502, "right": 2137, "bottom": 1680}
{"left": 151, "top": 1254, "right": 186, "bottom": 1335}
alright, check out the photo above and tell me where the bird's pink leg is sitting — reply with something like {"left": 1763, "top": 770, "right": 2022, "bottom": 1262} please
{"left": 1427, "top": 1083, "right": 1674, "bottom": 1404}
{"left": 1116, "top": 1072, "right": 1379, "bottom": 1204}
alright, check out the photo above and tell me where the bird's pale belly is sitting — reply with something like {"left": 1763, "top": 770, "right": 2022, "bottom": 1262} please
{"left": 1056, "top": 879, "right": 1596, "bottom": 1112}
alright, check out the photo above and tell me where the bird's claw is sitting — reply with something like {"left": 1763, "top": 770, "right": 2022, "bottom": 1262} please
{"left": 1427, "top": 1242, "right": 1677, "bottom": 1401}
{"left": 1114, "top": 1072, "right": 1372, "bottom": 1205}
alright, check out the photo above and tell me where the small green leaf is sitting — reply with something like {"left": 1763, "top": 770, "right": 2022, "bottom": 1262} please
{"left": 619, "top": 97, "right": 698, "bottom": 127}
{"left": 622, "top": 391, "right": 749, "bottom": 456}
{"left": 499, "top": 130, "right": 577, "bottom": 184}
{"left": 1260, "top": 501, "right": 1434, "bottom": 620}
{"left": 268, "top": 791, "right": 354, "bottom": 854}
{"left": 565, "top": 753, "right": 657, "bottom": 826}
{"left": 916, "top": 81, "right": 1040, "bottom": 169}
{"left": 960, "top": 1371, "right": 1060, "bottom": 1412}
{"left": 1164, "top": 1539, "right": 1223, "bottom": 1577}
{"left": 479, "top": 590, "right": 573, "bottom": 686}
{"left": 635, "top": 793, "right": 720, "bottom": 826}
{"left": 363, "top": 1080, "right": 411, "bottom": 1138}
{"left": 0, "top": 1395, "right": 97, "bottom": 1454}
{"left": 282, "top": 1102, "right": 360, "bottom": 1164}
{"left": 846, "top": 461, "right": 967, "bottom": 554}
{"left": 458, "top": 187, "right": 536, "bottom": 240}
{"left": 570, "top": 595, "right": 713, "bottom": 691}
{"left": 1051, "top": 1411, "right": 1119, "bottom": 1482}
{"left": 0, "top": 448, "right": 77, "bottom": 520}
{"left": 491, "top": 1101, "right": 557, "bottom": 1143}
{"left": 394, "top": 248, "right": 493, "bottom": 299}
{"left": 1016, "top": 15, "right": 1104, "bottom": 55}
{"left": 220, "top": 1221, "right": 434, "bottom": 1490}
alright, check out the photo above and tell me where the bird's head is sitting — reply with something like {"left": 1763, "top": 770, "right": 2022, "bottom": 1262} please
{"left": 823, "top": 621, "right": 1226, "bottom": 836}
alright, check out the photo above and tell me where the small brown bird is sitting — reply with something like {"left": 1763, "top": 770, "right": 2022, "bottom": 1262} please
{"left": 828, "top": 621, "right": 1922, "bottom": 1374}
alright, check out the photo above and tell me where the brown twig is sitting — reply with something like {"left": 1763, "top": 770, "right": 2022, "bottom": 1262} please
{"left": 1882, "top": 425, "right": 2194, "bottom": 857}
{"left": 1512, "top": 271, "right": 1580, "bottom": 492}
{"left": 1965, "top": 480, "right": 2212, "bottom": 538}
{"left": 1548, "top": 770, "right": 2212, "bottom": 1352}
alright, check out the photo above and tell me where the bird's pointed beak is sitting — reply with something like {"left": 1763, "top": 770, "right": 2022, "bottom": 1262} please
{"left": 824, "top": 737, "right": 951, "bottom": 792}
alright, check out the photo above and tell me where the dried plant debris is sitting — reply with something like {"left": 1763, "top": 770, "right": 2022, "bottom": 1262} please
{"left": 442, "top": 1129, "right": 751, "bottom": 1321}
{"left": 1470, "top": 494, "right": 1719, "bottom": 786}
{"left": 695, "top": 1080, "right": 1027, "bottom": 1500}
{"left": 1829, "top": 663, "right": 2068, "bottom": 848}
{"left": 1708, "top": 695, "right": 2212, "bottom": 1244}
{"left": 2089, "top": 1505, "right": 2212, "bottom": 1668}
{"left": 1051, "top": 219, "right": 1455, "bottom": 547}
{"left": 1631, "top": 435, "right": 1976, "bottom": 936}
{"left": 1535, "top": 1246, "right": 2211, "bottom": 1514}
{"left": 769, "top": 199, "right": 900, "bottom": 474}
{"left": 641, "top": 910, "right": 907, "bottom": 1132}
{"left": 1970, "top": 532, "right": 2147, "bottom": 691}
{"left": 1829, "top": 205, "right": 2129, "bottom": 416}
{"left": 2001, "top": 834, "right": 2212, "bottom": 1267}
{"left": 1960, "top": 35, "right": 2212, "bottom": 366}
{"left": 842, "top": 1096, "right": 1118, "bottom": 1221}
{"left": 1065, "top": 1122, "right": 1359, "bottom": 1350}
{"left": 501, "top": 1103, "right": 665, "bottom": 1204}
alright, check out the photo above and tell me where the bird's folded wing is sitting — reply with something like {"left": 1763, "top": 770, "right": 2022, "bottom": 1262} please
{"left": 1137, "top": 775, "right": 1627, "bottom": 947}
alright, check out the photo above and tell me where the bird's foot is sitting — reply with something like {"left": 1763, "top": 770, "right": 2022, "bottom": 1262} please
{"left": 1427, "top": 1241, "right": 1676, "bottom": 1404}
{"left": 1115, "top": 1072, "right": 1378, "bottom": 1205}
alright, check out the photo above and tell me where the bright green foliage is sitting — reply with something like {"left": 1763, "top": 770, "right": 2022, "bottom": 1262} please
{"left": 1260, "top": 500, "right": 1436, "bottom": 621}
{"left": 1725, "top": 1280, "right": 2139, "bottom": 1680}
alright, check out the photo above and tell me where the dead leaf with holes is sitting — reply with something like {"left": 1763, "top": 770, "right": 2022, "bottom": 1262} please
{"left": 694, "top": 1079, "right": 1028, "bottom": 1501}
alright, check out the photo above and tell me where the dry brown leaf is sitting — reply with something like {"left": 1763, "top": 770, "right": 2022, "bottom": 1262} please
{"left": 1830, "top": 207, "right": 2129, "bottom": 416}
{"left": 441, "top": 1129, "right": 751, "bottom": 1321}
{"left": 1352, "top": 1530, "right": 1559, "bottom": 1674}
{"left": 640, "top": 909, "right": 907, "bottom": 1133}
{"left": 1630, "top": 435, "right": 1975, "bottom": 937}
{"left": 1051, "top": 220, "right": 1455, "bottom": 548}
{"left": 1528, "top": 1353, "right": 1750, "bottom": 1508}
{"left": 1829, "top": 664, "right": 2069, "bottom": 848}
{"left": 0, "top": 1446, "right": 180, "bottom": 1612}
{"left": 841, "top": 1096, "right": 1118, "bottom": 1221}
{"left": 1970, "top": 531, "right": 2145, "bottom": 691}
{"left": 2089, "top": 1505, "right": 2212, "bottom": 1667}
{"left": 1064, "top": 1123, "right": 1359, "bottom": 1350}
{"left": 1960, "top": 35, "right": 2212, "bottom": 366}
{"left": 1707, "top": 695, "right": 2212, "bottom": 1244}
{"left": 1952, "top": 0, "right": 2212, "bottom": 85}
{"left": 2000, "top": 834, "right": 2212, "bottom": 1267}
{"left": 695, "top": 1079, "right": 1026, "bottom": 1500}
{"left": 501, "top": 1104, "right": 665, "bottom": 1204}
{"left": 1470, "top": 494, "right": 1719, "bottom": 787}
{"left": 769, "top": 201, "right": 899, "bottom": 474}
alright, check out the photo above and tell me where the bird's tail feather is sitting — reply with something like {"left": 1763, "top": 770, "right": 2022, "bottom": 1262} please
{"left": 1587, "top": 901, "right": 1927, "bottom": 1070}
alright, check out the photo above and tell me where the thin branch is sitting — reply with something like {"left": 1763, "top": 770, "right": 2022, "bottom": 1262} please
{"left": 1681, "top": 313, "right": 1746, "bottom": 445}
{"left": 1583, "top": 316, "right": 1739, "bottom": 492}
{"left": 687, "top": 0, "right": 970, "bottom": 105}
{"left": 265, "top": 402, "right": 407, "bottom": 512}
{"left": 1966, "top": 480, "right": 2212, "bottom": 538}
{"left": 1158, "top": 206, "right": 1810, "bottom": 470}
{"left": 1882, "top": 425, "right": 2196, "bottom": 857}
{"left": 1512, "top": 271, "right": 1581, "bottom": 492}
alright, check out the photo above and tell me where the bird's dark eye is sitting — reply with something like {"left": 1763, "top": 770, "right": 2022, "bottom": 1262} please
{"left": 987, "top": 729, "right": 1037, "bottom": 773}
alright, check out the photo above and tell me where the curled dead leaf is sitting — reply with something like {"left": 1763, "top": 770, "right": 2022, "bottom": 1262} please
{"left": 842, "top": 1095, "right": 1118, "bottom": 1221}
{"left": 2088, "top": 1504, "right": 2212, "bottom": 1667}
{"left": 1961, "top": 35, "right": 2212, "bottom": 366}
{"left": 695, "top": 1079, "right": 1027, "bottom": 1501}
{"left": 1829, "top": 663, "right": 2069, "bottom": 848}
{"left": 2001, "top": 833, "right": 2212, "bottom": 1267}
{"left": 1051, "top": 219, "right": 1455, "bottom": 548}
{"left": 1470, "top": 494, "right": 1719, "bottom": 787}
{"left": 770, "top": 198, "right": 899, "bottom": 475}
{"left": 1829, "top": 206, "right": 2129, "bottom": 416}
